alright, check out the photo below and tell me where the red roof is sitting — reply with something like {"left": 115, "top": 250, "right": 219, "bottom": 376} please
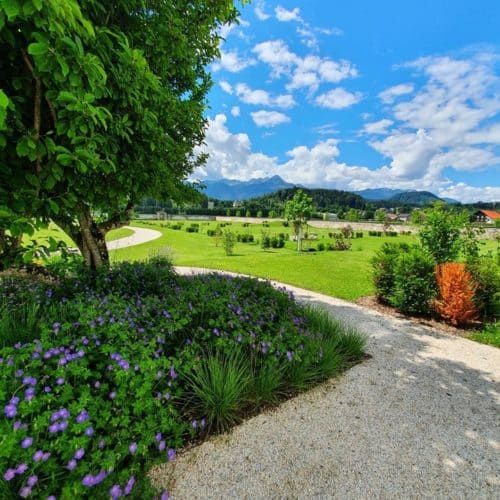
{"left": 479, "top": 210, "right": 500, "bottom": 219}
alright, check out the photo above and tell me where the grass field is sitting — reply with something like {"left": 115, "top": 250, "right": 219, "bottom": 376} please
{"left": 104, "top": 219, "right": 497, "bottom": 301}
{"left": 26, "top": 224, "right": 134, "bottom": 247}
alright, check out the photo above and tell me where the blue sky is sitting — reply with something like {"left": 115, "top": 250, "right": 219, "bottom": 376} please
{"left": 194, "top": 0, "right": 500, "bottom": 202}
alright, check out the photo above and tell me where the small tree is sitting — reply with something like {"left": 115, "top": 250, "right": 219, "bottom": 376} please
{"left": 284, "top": 190, "right": 313, "bottom": 252}
{"left": 345, "top": 208, "right": 359, "bottom": 222}
{"left": 419, "top": 203, "right": 469, "bottom": 263}
{"left": 374, "top": 209, "right": 386, "bottom": 223}
{"left": 223, "top": 230, "right": 236, "bottom": 255}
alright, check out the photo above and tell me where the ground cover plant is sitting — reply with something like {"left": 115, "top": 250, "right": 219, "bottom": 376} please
{"left": 0, "top": 257, "right": 365, "bottom": 498}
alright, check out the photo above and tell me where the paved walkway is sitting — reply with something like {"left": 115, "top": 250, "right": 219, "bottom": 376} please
{"left": 151, "top": 267, "right": 500, "bottom": 499}
{"left": 106, "top": 226, "right": 161, "bottom": 250}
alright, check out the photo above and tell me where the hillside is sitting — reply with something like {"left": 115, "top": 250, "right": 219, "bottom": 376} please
{"left": 387, "top": 190, "right": 442, "bottom": 205}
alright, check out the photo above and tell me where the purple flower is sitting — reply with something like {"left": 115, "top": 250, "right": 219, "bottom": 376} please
{"left": 57, "top": 421, "right": 68, "bottom": 432}
{"left": 161, "top": 490, "right": 170, "bottom": 500}
{"left": 124, "top": 476, "right": 136, "bottom": 495}
{"left": 94, "top": 381, "right": 101, "bottom": 388}
{"left": 129, "top": 442, "right": 137, "bottom": 454}
{"left": 109, "top": 391, "right": 116, "bottom": 400}
{"left": 3, "top": 468, "right": 15, "bottom": 481}
{"left": 15, "top": 463, "right": 28, "bottom": 474}
{"left": 4, "top": 404, "right": 17, "bottom": 418}
{"left": 15, "top": 368, "right": 24, "bottom": 376}
{"left": 27, "top": 475, "right": 38, "bottom": 487}
{"left": 155, "top": 432, "right": 162, "bottom": 442}
{"left": 85, "top": 426, "right": 94, "bottom": 437}
{"left": 66, "top": 459, "right": 77, "bottom": 471}
{"left": 10, "top": 396, "right": 20, "bottom": 405}
{"left": 191, "top": 420, "right": 197, "bottom": 429}
{"left": 56, "top": 378, "right": 65, "bottom": 386}
{"left": 98, "top": 440, "right": 106, "bottom": 449}
{"left": 48, "top": 424, "right": 58, "bottom": 433}
{"left": 42, "top": 452, "right": 51, "bottom": 461}
{"left": 286, "top": 351, "right": 293, "bottom": 361}
{"left": 156, "top": 371, "right": 162, "bottom": 379}
{"left": 169, "top": 367, "right": 177, "bottom": 379}
{"left": 33, "top": 450, "right": 44, "bottom": 462}
{"left": 167, "top": 449, "right": 176, "bottom": 462}
{"left": 19, "top": 486, "right": 32, "bottom": 498}
{"left": 14, "top": 421, "right": 24, "bottom": 431}
{"left": 82, "top": 474, "right": 94, "bottom": 487}
{"left": 47, "top": 496, "right": 56, "bottom": 500}
{"left": 158, "top": 440, "right": 166, "bottom": 451}
{"left": 200, "top": 418, "right": 206, "bottom": 428}
{"left": 25, "top": 387, "right": 35, "bottom": 401}
{"left": 44, "top": 386, "right": 52, "bottom": 393}
{"left": 53, "top": 322, "right": 61, "bottom": 333}
{"left": 74, "top": 448, "right": 85, "bottom": 460}
{"left": 110, "top": 484, "right": 122, "bottom": 499}
{"left": 21, "top": 437, "right": 33, "bottom": 449}
{"left": 76, "top": 410, "right": 89, "bottom": 423}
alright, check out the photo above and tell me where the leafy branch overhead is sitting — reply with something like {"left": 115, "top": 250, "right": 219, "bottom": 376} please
{"left": 0, "top": 0, "right": 244, "bottom": 268}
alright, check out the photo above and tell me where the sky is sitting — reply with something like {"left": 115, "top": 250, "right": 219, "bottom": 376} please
{"left": 193, "top": 0, "right": 500, "bottom": 203}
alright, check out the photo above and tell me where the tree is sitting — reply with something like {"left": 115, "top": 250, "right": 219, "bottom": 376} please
{"left": 374, "top": 209, "right": 386, "bottom": 223}
{"left": 345, "top": 208, "right": 359, "bottom": 222}
{"left": 419, "top": 203, "right": 469, "bottom": 263}
{"left": 284, "top": 189, "right": 313, "bottom": 251}
{"left": 0, "top": 0, "right": 242, "bottom": 269}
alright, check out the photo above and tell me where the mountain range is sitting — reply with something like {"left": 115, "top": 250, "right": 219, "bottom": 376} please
{"left": 200, "top": 176, "right": 457, "bottom": 205}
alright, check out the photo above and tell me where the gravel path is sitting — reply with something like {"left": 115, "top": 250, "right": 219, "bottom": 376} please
{"left": 106, "top": 226, "right": 161, "bottom": 250}
{"left": 150, "top": 267, "right": 500, "bottom": 499}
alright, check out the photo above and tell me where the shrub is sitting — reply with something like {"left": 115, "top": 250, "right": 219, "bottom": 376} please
{"left": 282, "top": 221, "right": 289, "bottom": 228}
{"left": 340, "top": 225, "right": 353, "bottom": 238}
{"left": 390, "top": 246, "right": 437, "bottom": 315}
{"left": 371, "top": 243, "right": 408, "bottom": 302}
{"left": 434, "top": 263, "right": 479, "bottom": 326}
{"left": 0, "top": 266, "right": 365, "bottom": 499}
{"left": 256, "top": 211, "right": 263, "bottom": 218}
{"left": 355, "top": 232, "right": 363, "bottom": 238}
{"left": 317, "top": 242, "right": 325, "bottom": 251}
{"left": 223, "top": 230, "right": 236, "bottom": 256}
{"left": 467, "top": 258, "right": 500, "bottom": 319}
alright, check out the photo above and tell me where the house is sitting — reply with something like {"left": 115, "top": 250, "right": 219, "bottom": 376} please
{"left": 397, "top": 213, "right": 410, "bottom": 223}
{"left": 475, "top": 209, "right": 500, "bottom": 224}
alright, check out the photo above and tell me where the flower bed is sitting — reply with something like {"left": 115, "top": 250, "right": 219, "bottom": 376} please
{"left": 0, "top": 258, "right": 365, "bottom": 498}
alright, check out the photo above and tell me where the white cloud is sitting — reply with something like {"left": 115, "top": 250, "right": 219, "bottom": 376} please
{"left": 194, "top": 114, "right": 499, "bottom": 202}
{"left": 234, "top": 83, "right": 296, "bottom": 109}
{"left": 251, "top": 110, "right": 291, "bottom": 127}
{"left": 315, "top": 88, "right": 362, "bottom": 109}
{"left": 230, "top": 106, "right": 240, "bottom": 117}
{"left": 254, "top": 1, "right": 270, "bottom": 20}
{"left": 275, "top": 5, "right": 302, "bottom": 22}
{"left": 370, "top": 53, "right": 500, "bottom": 181}
{"left": 362, "top": 119, "right": 394, "bottom": 135}
{"left": 219, "top": 80, "right": 233, "bottom": 94}
{"left": 253, "top": 40, "right": 357, "bottom": 92}
{"left": 379, "top": 83, "right": 414, "bottom": 103}
{"left": 212, "top": 50, "right": 256, "bottom": 73}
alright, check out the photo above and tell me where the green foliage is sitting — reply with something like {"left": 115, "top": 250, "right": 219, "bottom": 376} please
{"left": 390, "top": 246, "right": 437, "bottom": 315}
{"left": 371, "top": 243, "right": 409, "bottom": 302}
{"left": 183, "top": 349, "right": 251, "bottom": 432}
{"left": 468, "top": 321, "right": 500, "bottom": 348}
{"left": 467, "top": 258, "right": 500, "bottom": 319}
{"left": 345, "top": 208, "right": 359, "bottom": 222}
{"left": 222, "top": 230, "right": 236, "bottom": 256}
{"left": 0, "top": 0, "right": 241, "bottom": 268}
{"left": 285, "top": 190, "right": 313, "bottom": 252}
{"left": 419, "top": 203, "right": 469, "bottom": 263}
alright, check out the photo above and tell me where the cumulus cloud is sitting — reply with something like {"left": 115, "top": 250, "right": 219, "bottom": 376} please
{"left": 275, "top": 5, "right": 302, "bottom": 22}
{"left": 253, "top": 39, "right": 357, "bottom": 93}
{"left": 219, "top": 80, "right": 233, "bottom": 94}
{"left": 234, "top": 83, "right": 296, "bottom": 109}
{"left": 251, "top": 110, "right": 291, "bottom": 127}
{"left": 362, "top": 119, "right": 394, "bottom": 135}
{"left": 230, "top": 106, "right": 240, "bottom": 117}
{"left": 254, "top": 1, "right": 270, "bottom": 20}
{"left": 212, "top": 50, "right": 256, "bottom": 73}
{"left": 315, "top": 87, "right": 362, "bottom": 109}
{"left": 378, "top": 83, "right": 414, "bottom": 104}
{"left": 194, "top": 113, "right": 499, "bottom": 202}
{"left": 370, "top": 53, "right": 500, "bottom": 181}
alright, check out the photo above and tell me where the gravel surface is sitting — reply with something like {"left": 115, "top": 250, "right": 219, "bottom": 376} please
{"left": 106, "top": 226, "right": 161, "bottom": 250}
{"left": 149, "top": 267, "right": 500, "bottom": 499}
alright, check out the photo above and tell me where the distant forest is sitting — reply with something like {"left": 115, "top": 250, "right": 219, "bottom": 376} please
{"left": 135, "top": 188, "right": 498, "bottom": 219}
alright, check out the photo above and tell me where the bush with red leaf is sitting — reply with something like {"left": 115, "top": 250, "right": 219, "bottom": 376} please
{"left": 434, "top": 262, "right": 479, "bottom": 326}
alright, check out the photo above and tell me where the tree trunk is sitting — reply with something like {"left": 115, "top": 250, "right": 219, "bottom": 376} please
{"left": 0, "top": 230, "right": 22, "bottom": 270}
{"left": 76, "top": 207, "right": 109, "bottom": 270}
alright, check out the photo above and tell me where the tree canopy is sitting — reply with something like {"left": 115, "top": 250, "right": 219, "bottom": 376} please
{"left": 0, "top": 0, "right": 243, "bottom": 268}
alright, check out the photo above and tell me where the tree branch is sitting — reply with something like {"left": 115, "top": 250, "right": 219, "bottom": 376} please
{"left": 98, "top": 201, "right": 135, "bottom": 232}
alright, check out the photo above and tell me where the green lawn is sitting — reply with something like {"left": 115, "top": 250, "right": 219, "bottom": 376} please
{"left": 28, "top": 224, "right": 134, "bottom": 247}
{"left": 111, "top": 220, "right": 415, "bottom": 300}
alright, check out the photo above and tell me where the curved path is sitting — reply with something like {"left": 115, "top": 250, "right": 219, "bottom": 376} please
{"left": 106, "top": 225, "right": 162, "bottom": 250}
{"left": 151, "top": 267, "right": 500, "bottom": 499}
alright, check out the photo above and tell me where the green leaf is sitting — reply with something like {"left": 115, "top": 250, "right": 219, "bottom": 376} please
{"left": 27, "top": 42, "right": 49, "bottom": 56}
{"left": 1, "top": 0, "right": 20, "bottom": 19}
{"left": 57, "top": 91, "right": 77, "bottom": 104}
{"left": 56, "top": 153, "right": 73, "bottom": 166}
{"left": 32, "top": 0, "right": 42, "bottom": 10}
{"left": 0, "top": 89, "right": 8, "bottom": 108}
{"left": 48, "top": 199, "right": 60, "bottom": 214}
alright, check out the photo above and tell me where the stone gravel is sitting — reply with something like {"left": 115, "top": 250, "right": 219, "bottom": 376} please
{"left": 149, "top": 267, "right": 500, "bottom": 499}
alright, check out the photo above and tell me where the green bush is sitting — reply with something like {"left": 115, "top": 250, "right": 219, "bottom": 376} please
{"left": 371, "top": 243, "right": 409, "bottom": 302}
{"left": 317, "top": 242, "right": 325, "bottom": 251}
{"left": 0, "top": 264, "right": 365, "bottom": 498}
{"left": 468, "top": 258, "right": 500, "bottom": 319}
{"left": 390, "top": 246, "right": 437, "bottom": 315}
{"left": 223, "top": 230, "right": 236, "bottom": 256}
